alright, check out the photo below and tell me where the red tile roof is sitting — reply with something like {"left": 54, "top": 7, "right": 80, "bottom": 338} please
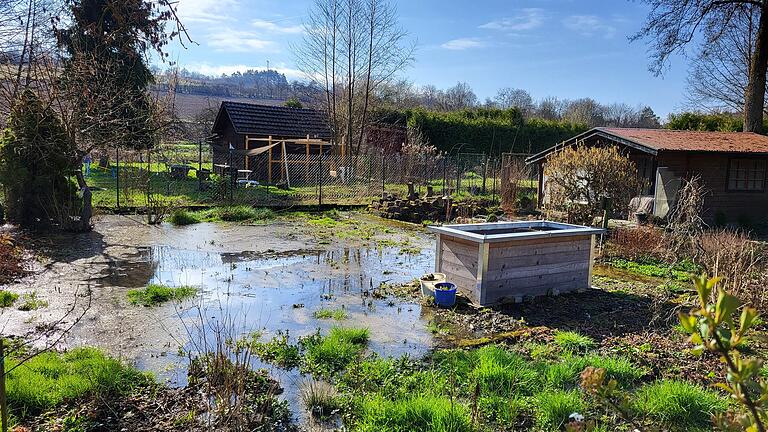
{"left": 599, "top": 128, "right": 768, "bottom": 154}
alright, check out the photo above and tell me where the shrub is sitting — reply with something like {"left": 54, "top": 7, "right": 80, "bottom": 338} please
{"left": 535, "top": 389, "right": 585, "bottom": 429}
{"left": 169, "top": 209, "right": 201, "bottom": 226}
{"left": 543, "top": 145, "right": 643, "bottom": 224}
{"left": 607, "top": 226, "right": 668, "bottom": 261}
{"left": 354, "top": 394, "right": 473, "bottom": 432}
{"left": 127, "top": 284, "right": 197, "bottom": 306}
{"left": 0, "top": 290, "right": 19, "bottom": 307}
{"left": 553, "top": 331, "right": 596, "bottom": 353}
{"left": 6, "top": 347, "right": 150, "bottom": 417}
{"left": 633, "top": 380, "right": 726, "bottom": 429}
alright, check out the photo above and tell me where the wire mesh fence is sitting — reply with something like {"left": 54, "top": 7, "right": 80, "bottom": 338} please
{"left": 84, "top": 144, "right": 530, "bottom": 210}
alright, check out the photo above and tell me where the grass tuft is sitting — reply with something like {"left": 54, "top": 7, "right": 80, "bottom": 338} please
{"left": 355, "top": 394, "right": 473, "bottom": 432}
{"left": 0, "top": 290, "right": 19, "bottom": 308}
{"left": 313, "top": 308, "right": 348, "bottom": 321}
{"left": 553, "top": 331, "right": 596, "bottom": 352}
{"left": 213, "top": 206, "right": 275, "bottom": 222}
{"left": 169, "top": 209, "right": 201, "bottom": 226}
{"left": 300, "top": 379, "right": 339, "bottom": 418}
{"left": 535, "top": 390, "right": 585, "bottom": 430}
{"left": 545, "top": 354, "right": 643, "bottom": 389}
{"left": 302, "top": 327, "right": 369, "bottom": 376}
{"left": 127, "top": 284, "right": 197, "bottom": 307}
{"left": 17, "top": 292, "right": 47, "bottom": 311}
{"left": 633, "top": 380, "right": 726, "bottom": 430}
{"left": 6, "top": 347, "right": 150, "bottom": 417}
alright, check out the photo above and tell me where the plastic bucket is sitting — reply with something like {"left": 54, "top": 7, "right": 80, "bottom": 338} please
{"left": 434, "top": 282, "right": 457, "bottom": 308}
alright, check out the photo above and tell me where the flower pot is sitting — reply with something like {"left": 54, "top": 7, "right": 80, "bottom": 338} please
{"left": 434, "top": 282, "right": 457, "bottom": 308}
{"left": 420, "top": 273, "right": 446, "bottom": 297}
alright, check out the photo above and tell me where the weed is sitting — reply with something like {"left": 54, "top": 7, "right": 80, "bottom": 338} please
{"left": 608, "top": 258, "right": 697, "bottom": 282}
{"left": 212, "top": 206, "right": 275, "bottom": 222}
{"left": 633, "top": 380, "right": 726, "bottom": 430}
{"left": 0, "top": 290, "right": 19, "bottom": 307}
{"left": 127, "top": 284, "right": 197, "bottom": 306}
{"left": 169, "top": 209, "right": 201, "bottom": 226}
{"left": 313, "top": 308, "right": 348, "bottom": 321}
{"left": 17, "top": 292, "right": 47, "bottom": 311}
{"left": 300, "top": 379, "right": 339, "bottom": 418}
{"left": 6, "top": 347, "right": 150, "bottom": 417}
{"left": 535, "top": 390, "right": 585, "bottom": 430}
{"left": 250, "top": 333, "right": 301, "bottom": 369}
{"left": 302, "top": 327, "right": 369, "bottom": 377}
{"left": 553, "top": 330, "right": 596, "bottom": 352}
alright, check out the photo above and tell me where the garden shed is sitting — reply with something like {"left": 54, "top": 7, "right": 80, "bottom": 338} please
{"left": 210, "top": 101, "right": 334, "bottom": 184}
{"left": 527, "top": 128, "right": 768, "bottom": 225}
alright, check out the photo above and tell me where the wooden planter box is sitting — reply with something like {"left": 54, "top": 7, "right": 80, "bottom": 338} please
{"left": 428, "top": 221, "right": 604, "bottom": 306}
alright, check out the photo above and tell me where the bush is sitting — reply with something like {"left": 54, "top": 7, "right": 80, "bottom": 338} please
{"left": 535, "top": 390, "right": 585, "bottom": 429}
{"left": 127, "top": 284, "right": 197, "bottom": 306}
{"left": 606, "top": 226, "right": 668, "bottom": 261}
{"left": 553, "top": 331, "right": 596, "bottom": 353}
{"left": 6, "top": 347, "right": 150, "bottom": 417}
{"left": 169, "top": 209, "right": 201, "bottom": 226}
{"left": 633, "top": 380, "right": 726, "bottom": 430}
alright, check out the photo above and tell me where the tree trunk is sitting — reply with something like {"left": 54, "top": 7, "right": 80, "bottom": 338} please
{"left": 75, "top": 170, "right": 93, "bottom": 232}
{"left": 744, "top": 3, "right": 768, "bottom": 133}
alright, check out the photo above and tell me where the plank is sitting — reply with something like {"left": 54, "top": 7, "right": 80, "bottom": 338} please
{"left": 484, "top": 261, "right": 590, "bottom": 282}
{"left": 487, "top": 239, "right": 591, "bottom": 260}
{"left": 488, "top": 248, "right": 591, "bottom": 270}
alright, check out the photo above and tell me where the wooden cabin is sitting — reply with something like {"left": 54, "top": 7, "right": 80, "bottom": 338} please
{"left": 527, "top": 128, "right": 768, "bottom": 225}
{"left": 210, "top": 101, "right": 333, "bottom": 184}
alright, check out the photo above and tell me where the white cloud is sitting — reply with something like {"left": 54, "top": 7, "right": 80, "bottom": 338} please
{"left": 562, "top": 15, "right": 617, "bottom": 39}
{"left": 208, "top": 30, "right": 277, "bottom": 52}
{"left": 184, "top": 63, "right": 306, "bottom": 80}
{"left": 440, "top": 38, "right": 486, "bottom": 51}
{"left": 175, "top": 0, "right": 237, "bottom": 24}
{"left": 252, "top": 18, "right": 303, "bottom": 34}
{"left": 480, "top": 8, "right": 545, "bottom": 32}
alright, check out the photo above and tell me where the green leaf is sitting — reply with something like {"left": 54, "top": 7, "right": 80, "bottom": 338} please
{"left": 715, "top": 291, "right": 740, "bottom": 325}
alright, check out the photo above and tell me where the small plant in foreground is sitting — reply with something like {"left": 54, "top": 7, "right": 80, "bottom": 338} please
{"left": 0, "top": 290, "right": 19, "bottom": 307}
{"left": 554, "top": 331, "right": 596, "bottom": 352}
{"left": 299, "top": 379, "right": 339, "bottom": 418}
{"left": 127, "top": 284, "right": 197, "bottom": 306}
{"left": 16, "top": 292, "right": 47, "bottom": 311}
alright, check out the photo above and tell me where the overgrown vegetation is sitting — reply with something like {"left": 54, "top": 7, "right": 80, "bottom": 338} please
{"left": 127, "top": 284, "right": 197, "bottom": 306}
{"left": 0, "top": 290, "right": 19, "bottom": 307}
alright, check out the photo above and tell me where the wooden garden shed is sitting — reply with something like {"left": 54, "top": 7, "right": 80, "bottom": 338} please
{"left": 210, "top": 101, "right": 334, "bottom": 184}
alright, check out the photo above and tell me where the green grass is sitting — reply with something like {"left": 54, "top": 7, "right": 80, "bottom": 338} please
{"left": 16, "top": 292, "right": 47, "bottom": 311}
{"left": 553, "top": 331, "right": 597, "bottom": 352}
{"left": 544, "top": 354, "right": 644, "bottom": 389}
{"left": 209, "top": 205, "right": 275, "bottom": 222}
{"left": 535, "top": 390, "right": 585, "bottom": 429}
{"left": 608, "top": 258, "right": 699, "bottom": 282}
{"left": 313, "top": 308, "right": 349, "bottom": 321}
{"left": 249, "top": 333, "right": 301, "bottom": 369}
{"left": 0, "top": 290, "right": 19, "bottom": 307}
{"left": 302, "top": 327, "right": 369, "bottom": 377}
{"left": 169, "top": 209, "right": 201, "bottom": 226}
{"left": 633, "top": 380, "right": 727, "bottom": 430}
{"left": 6, "top": 347, "right": 150, "bottom": 417}
{"left": 127, "top": 284, "right": 197, "bottom": 306}
{"left": 354, "top": 394, "right": 473, "bottom": 432}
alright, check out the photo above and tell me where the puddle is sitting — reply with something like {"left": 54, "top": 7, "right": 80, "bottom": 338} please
{"left": 110, "top": 241, "right": 436, "bottom": 424}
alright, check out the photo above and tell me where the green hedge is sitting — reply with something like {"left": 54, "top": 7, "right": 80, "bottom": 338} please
{"left": 666, "top": 112, "right": 768, "bottom": 133}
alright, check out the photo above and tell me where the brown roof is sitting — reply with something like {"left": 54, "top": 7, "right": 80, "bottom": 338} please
{"left": 598, "top": 128, "right": 768, "bottom": 153}
{"left": 527, "top": 127, "right": 768, "bottom": 164}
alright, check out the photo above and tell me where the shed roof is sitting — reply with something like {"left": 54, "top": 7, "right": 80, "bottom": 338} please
{"left": 526, "top": 127, "right": 768, "bottom": 163}
{"left": 213, "top": 101, "right": 332, "bottom": 140}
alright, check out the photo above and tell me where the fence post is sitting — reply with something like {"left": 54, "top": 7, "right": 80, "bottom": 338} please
{"left": 115, "top": 146, "right": 120, "bottom": 210}
{"left": 381, "top": 152, "right": 386, "bottom": 197}
{"left": 318, "top": 151, "right": 323, "bottom": 206}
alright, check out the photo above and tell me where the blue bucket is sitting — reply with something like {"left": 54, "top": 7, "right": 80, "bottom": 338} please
{"left": 434, "top": 282, "right": 457, "bottom": 308}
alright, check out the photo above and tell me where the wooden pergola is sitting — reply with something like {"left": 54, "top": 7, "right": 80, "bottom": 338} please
{"left": 243, "top": 134, "right": 335, "bottom": 186}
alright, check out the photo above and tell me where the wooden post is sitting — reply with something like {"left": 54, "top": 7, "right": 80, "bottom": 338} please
{"left": 1, "top": 338, "right": 8, "bottom": 432}
{"left": 268, "top": 136, "right": 273, "bottom": 184}
{"left": 305, "top": 135, "right": 310, "bottom": 184}
{"left": 244, "top": 135, "right": 250, "bottom": 171}
{"left": 282, "top": 141, "right": 291, "bottom": 188}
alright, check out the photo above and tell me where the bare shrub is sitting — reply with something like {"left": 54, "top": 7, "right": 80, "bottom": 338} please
{"left": 697, "top": 229, "right": 765, "bottom": 310}
{"left": 500, "top": 155, "right": 532, "bottom": 216}
{"left": 544, "top": 144, "right": 643, "bottom": 225}
{"left": 605, "top": 226, "right": 668, "bottom": 261}
{"left": 666, "top": 176, "right": 706, "bottom": 257}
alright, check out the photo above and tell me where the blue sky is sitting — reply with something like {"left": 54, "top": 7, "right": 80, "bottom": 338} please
{"left": 170, "top": 0, "right": 691, "bottom": 118}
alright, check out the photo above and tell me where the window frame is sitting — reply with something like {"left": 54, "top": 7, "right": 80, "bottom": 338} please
{"left": 726, "top": 157, "right": 767, "bottom": 193}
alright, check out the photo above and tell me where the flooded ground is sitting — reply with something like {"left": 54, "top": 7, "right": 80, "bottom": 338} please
{"left": 2, "top": 213, "right": 437, "bottom": 422}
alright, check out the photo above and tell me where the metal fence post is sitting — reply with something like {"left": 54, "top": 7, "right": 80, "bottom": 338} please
{"left": 115, "top": 146, "right": 120, "bottom": 210}
{"left": 318, "top": 151, "right": 323, "bottom": 206}
{"left": 381, "top": 153, "right": 386, "bottom": 197}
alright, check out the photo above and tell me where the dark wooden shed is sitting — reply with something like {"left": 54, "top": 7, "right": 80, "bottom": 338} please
{"left": 210, "top": 101, "right": 333, "bottom": 184}
{"left": 527, "top": 128, "right": 768, "bottom": 225}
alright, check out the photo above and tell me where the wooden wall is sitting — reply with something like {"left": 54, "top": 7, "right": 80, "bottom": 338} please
{"left": 483, "top": 235, "right": 592, "bottom": 304}
{"left": 657, "top": 152, "right": 768, "bottom": 224}
{"left": 437, "top": 236, "right": 480, "bottom": 304}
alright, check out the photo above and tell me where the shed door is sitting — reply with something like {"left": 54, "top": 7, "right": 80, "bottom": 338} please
{"left": 654, "top": 167, "right": 681, "bottom": 218}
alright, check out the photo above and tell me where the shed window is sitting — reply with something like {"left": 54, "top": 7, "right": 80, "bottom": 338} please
{"left": 728, "top": 159, "right": 766, "bottom": 191}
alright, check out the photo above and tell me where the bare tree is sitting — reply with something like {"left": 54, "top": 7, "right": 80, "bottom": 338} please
{"left": 494, "top": 87, "right": 534, "bottom": 116}
{"left": 296, "top": 0, "right": 413, "bottom": 155}
{"left": 632, "top": 0, "right": 768, "bottom": 133}
{"left": 438, "top": 82, "right": 477, "bottom": 111}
